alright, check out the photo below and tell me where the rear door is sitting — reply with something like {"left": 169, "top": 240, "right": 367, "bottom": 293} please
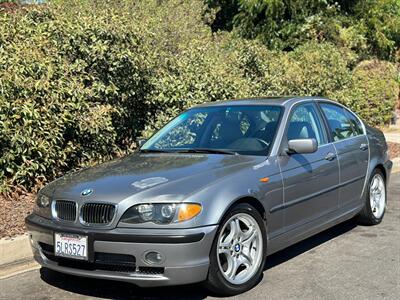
{"left": 278, "top": 102, "right": 339, "bottom": 230}
{"left": 318, "top": 102, "right": 369, "bottom": 209}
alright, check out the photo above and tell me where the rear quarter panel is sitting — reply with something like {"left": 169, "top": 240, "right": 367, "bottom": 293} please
{"left": 365, "top": 125, "right": 391, "bottom": 192}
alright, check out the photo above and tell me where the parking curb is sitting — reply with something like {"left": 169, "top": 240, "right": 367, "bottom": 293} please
{"left": 0, "top": 234, "right": 38, "bottom": 279}
{"left": 0, "top": 235, "right": 32, "bottom": 266}
{"left": 0, "top": 258, "right": 39, "bottom": 280}
{"left": 391, "top": 157, "right": 400, "bottom": 174}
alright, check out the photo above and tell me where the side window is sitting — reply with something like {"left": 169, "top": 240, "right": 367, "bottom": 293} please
{"left": 320, "top": 103, "right": 359, "bottom": 141}
{"left": 344, "top": 109, "right": 364, "bottom": 135}
{"left": 287, "top": 103, "right": 327, "bottom": 146}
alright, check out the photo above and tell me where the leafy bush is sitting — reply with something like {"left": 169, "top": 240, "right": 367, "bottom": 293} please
{"left": 207, "top": 0, "right": 400, "bottom": 61}
{"left": 0, "top": 2, "right": 150, "bottom": 189}
{"left": 354, "top": 0, "right": 400, "bottom": 60}
{"left": 331, "top": 60, "right": 399, "bottom": 125}
{"left": 230, "top": 41, "right": 352, "bottom": 97}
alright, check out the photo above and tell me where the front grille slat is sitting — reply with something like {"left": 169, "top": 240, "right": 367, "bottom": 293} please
{"left": 98, "top": 205, "right": 102, "bottom": 223}
{"left": 54, "top": 200, "right": 76, "bottom": 222}
{"left": 81, "top": 203, "right": 115, "bottom": 225}
{"left": 70, "top": 203, "right": 74, "bottom": 220}
{"left": 95, "top": 204, "right": 99, "bottom": 223}
{"left": 106, "top": 205, "right": 111, "bottom": 222}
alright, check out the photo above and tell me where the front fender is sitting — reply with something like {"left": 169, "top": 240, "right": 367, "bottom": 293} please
{"left": 186, "top": 157, "right": 283, "bottom": 231}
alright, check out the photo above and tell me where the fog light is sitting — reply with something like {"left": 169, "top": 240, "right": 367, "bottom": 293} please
{"left": 37, "top": 194, "right": 50, "bottom": 208}
{"left": 144, "top": 251, "right": 164, "bottom": 264}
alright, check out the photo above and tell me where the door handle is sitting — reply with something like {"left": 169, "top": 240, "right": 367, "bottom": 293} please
{"left": 360, "top": 143, "right": 368, "bottom": 151}
{"left": 324, "top": 152, "right": 336, "bottom": 161}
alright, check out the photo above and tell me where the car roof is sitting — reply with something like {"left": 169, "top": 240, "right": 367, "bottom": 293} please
{"left": 193, "top": 96, "right": 328, "bottom": 108}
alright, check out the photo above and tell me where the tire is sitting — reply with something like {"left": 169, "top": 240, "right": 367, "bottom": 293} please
{"left": 204, "top": 203, "right": 267, "bottom": 296}
{"left": 357, "top": 168, "right": 387, "bottom": 225}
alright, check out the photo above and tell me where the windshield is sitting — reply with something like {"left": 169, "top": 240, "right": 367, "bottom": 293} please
{"left": 141, "top": 105, "right": 283, "bottom": 156}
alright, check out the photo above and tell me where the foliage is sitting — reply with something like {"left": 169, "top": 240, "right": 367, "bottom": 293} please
{"left": 207, "top": 0, "right": 400, "bottom": 60}
{"left": 331, "top": 60, "right": 399, "bottom": 125}
{"left": 354, "top": 0, "right": 400, "bottom": 60}
{"left": 0, "top": 0, "right": 398, "bottom": 191}
{"left": 0, "top": 1, "right": 150, "bottom": 189}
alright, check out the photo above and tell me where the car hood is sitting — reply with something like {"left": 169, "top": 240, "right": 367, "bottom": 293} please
{"left": 43, "top": 153, "right": 265, "bottom": 204}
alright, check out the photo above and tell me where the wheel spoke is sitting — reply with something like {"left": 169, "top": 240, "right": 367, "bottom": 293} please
{"left": 232, "top": 219, "right": 242, "bottom": 239}
{"left": 371, "top": 178, "right": 378, "bottom": 191}
{"left": 226, "top": 256, "right": 239, "bottom": 280}
{"left": 240, "top": 252, "right": 253, "bottom": 267}
{"left": 219, "top": 239, "right": 231, "bottom": 249}
{"left": 218, "top": 245, "right": 230, "bottom": 256}
{"left": 242, "top": 229, "right": 257, "bottom": 246}
{"left": 241, "top": 225, "right": 254, "bottom": 241}
{"left": 221, "top": 221, "right": 236, "bottom": 246}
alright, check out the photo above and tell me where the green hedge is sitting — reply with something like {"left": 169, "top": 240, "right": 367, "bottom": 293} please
{"left": 332, "top": 60, "right": 399, "bottom": 125}
{"left": 0, "top": 0, "right": 398, "bottom": 191}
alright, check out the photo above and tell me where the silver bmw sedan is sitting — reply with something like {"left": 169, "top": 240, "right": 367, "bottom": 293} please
{"left": 26, "top": 97, "right": 392, "bottom": 295}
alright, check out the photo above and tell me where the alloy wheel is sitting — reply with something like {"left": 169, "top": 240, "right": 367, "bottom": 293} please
{"left": 370, "top": 173, "right": 386, "bottom": 219}
{"left": 216, "top": 213, "right": 263, "bottom": 285}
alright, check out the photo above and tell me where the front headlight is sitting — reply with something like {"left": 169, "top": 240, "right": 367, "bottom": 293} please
{"left": 120, "top": 203, "right": 202, "bottom": 224}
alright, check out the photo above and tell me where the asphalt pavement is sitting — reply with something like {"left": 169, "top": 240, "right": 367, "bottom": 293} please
{"left": 1, "top": 173, "right": 399, "bottom": 300}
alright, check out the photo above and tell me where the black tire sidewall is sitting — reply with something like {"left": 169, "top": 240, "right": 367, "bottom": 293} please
{"left": 206, "top": 203, "right": 267, "bottom": 296}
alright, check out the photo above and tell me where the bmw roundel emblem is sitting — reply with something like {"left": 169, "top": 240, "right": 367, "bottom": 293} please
{"left": 81, "top": 188, "right": 93, "bottom": 196}
{"left": 234, "top": 244, "right": 241, "bottom": 252}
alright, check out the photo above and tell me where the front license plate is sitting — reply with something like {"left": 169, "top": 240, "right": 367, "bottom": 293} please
{"left": 54, "top": 233, "right": 88, "bottom": 260}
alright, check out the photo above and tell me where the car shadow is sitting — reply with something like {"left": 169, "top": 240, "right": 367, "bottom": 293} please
{"left": 264, "top": 219, "right": 357, "bottom": 271}
{"left": 40, "top": 220, "right": 357, "bottom": 299}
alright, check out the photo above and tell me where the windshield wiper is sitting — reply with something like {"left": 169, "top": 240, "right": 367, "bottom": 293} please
{"left": 176, "top": 148, "right": 238, "bottom": 155}
{"left": 139, "top": 149, "right": 171, "bottom": 153}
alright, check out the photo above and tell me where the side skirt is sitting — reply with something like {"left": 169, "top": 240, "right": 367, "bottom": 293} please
{"left": 266, "top": 203, "right": 363, "bottom": 256}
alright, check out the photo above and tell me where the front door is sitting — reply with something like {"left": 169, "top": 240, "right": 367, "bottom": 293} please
{"left": 278, "top": 102, "right": 340, "bottom": 231}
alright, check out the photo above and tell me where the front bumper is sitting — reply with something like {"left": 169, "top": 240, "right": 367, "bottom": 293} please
{"left": 26, "top": 214, "right": 217, "bottom": 287}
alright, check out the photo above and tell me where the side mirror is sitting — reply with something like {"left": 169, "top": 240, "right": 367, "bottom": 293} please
{"left": 137, "top": 138, "right": 148, "bottom": 147}
{"left": 287, "top": 138, "right": 318, "bottom": 154}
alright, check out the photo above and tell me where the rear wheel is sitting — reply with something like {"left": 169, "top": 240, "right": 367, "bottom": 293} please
{"left": 204, "top": 203, "right": 267, "bottom": 296}
{"left": 357, "top": 169, "right": 387, "bottom": 225}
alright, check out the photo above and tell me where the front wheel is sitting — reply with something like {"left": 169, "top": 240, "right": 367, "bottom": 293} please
{"left": 204, "top": 203, "right": 267, "bottom": 296}
{"left": 357, "top": 168, "right": 387, "bottom": 225}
